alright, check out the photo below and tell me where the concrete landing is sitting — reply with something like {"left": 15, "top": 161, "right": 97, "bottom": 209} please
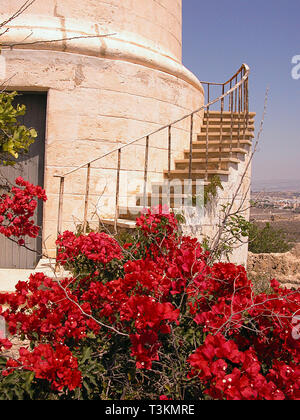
{"left": 0, "top": 259, "right": 70, "bottom": 292}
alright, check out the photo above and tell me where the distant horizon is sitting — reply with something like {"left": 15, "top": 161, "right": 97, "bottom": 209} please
{"left": 252, "top": 178, "right": 300, "bottom": 192}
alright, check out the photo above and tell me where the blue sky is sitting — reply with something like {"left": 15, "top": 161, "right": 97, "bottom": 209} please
{"left": 182, "top": 0, "right": 300, "bottom": 188}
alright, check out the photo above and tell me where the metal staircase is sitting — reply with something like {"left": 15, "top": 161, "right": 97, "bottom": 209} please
{"left": 54, "top": 64, "right": 255, "bottom": 233}
{"left": 118, "top": 111, "right": 255, "bottom": 219}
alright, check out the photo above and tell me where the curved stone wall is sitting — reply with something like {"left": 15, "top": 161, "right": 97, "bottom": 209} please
{"left": 3, "top": 0, "right": 183, "bottom": 62}
{"left": 1, "top": 0, "right": 204, "bottom": 257}
{"left": 1, "top": 1, "right": 201, "bottom": 90}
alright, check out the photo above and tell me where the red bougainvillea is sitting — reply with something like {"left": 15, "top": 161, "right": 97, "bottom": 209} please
{"left": 0, "top": 196, "right": 299, "bottom": 400}
{"left": 56, "top": 231, "right": 123, "bottom": 267}
{"left": 3, "top": 343, "right": 81, "bottom": 392}
{"left": 0, "top": 177, "right": 46, "bottom": 245}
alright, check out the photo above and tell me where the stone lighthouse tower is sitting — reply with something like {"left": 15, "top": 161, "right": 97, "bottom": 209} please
{"left": 0, "top": 0, "right": 204, "bottom": 264}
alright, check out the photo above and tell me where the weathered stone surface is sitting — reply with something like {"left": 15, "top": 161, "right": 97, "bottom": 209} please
{"left": 1, "top": 42, "right": 203, "bottom": 257}
{"left": 248, "top": 245, "right": 300, "bottom": 289}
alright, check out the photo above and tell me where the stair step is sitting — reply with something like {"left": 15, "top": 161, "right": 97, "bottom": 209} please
{"left": 203, "top": 116, "right": 255, "bottom": 121}
{"left": 136, "top": 193, "right": 198, "bottom": 207}
{"left": 118, "top": 206, "right": 181, "bottom": 221}
{"left": 150, "top": 180, "right": 209, "bottom": 187}
{"left": 175, "top": 163, "right": 233, "bottom": 171}
{"left": 201, "top": 125, "right": 255, "bottom": 133}
{"left": 164, "top": 169, "right": 229, "bottom": 178}
{"left": 137, "top": 192, "right": 198, "bottom": 199}
{"left": 193, "top": 140, "right": 252, "bottom": 147}
{"left": 204, "top": 111, "right": 256, "bottom": 118}
{"left": 102, "top": 218, "right": 137, "bottom": 229}
{"left": 203, "top": 117, "right": 255, "bottom": 123}
{"left": 203, "top": 117, "right": 255, "bottom": 124}
{"left": 184, "top": 147, "right": 248, "bottom": 156}
{"left": 197, "top": 133, "right": 254, "bottom": 141}
{"left": 175, "top": 157, "right": 239, "bottom": 165}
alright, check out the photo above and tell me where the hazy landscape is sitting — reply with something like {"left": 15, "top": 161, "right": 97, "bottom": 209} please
{"left": 250, "top": 208, "right": 300, "bottom": 243}
{"left": 251, "top": 179, "right": 300, "bottom": 243}
{"left": 252, "top": 179, "right": 300, "bottom": 193}
{"left": 249, "top": 186, "right": 300, "bottom": 289}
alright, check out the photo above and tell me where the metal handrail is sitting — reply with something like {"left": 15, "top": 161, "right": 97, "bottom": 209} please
{"left": 199, "top": 63, "right": 250, "bottom": 87}
{"left": 54, "top": 64, "right": 250, "bottom": 179}
{"left": 54, "top": 63, "right": 250, "bottom": 235}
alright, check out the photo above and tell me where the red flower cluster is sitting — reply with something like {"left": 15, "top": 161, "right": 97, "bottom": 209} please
{"left": 187, "top": 267, "right": 300, "bottom": 400}
{"left": 0, "top": 177, "right": 46, "bottom": 245}
{"left": 0, "top": 273, "right": 101, "bottom": 343}
{"left": 136, "top": 204, "right": 178, "bottom": 238}
{"left": 188, "top": 333, "right": 299, "bottom": 400}
{"left": 56, "top": 230, "right": 123, "bottom": 267}
{"left": 0, "top": 201, "right": 299, "bottom": 399}
{"left": 3, "top": 344, "right": 81, "bottom": 392}
{"left": 0, "top": 338, "right": 12, "bottom": 352}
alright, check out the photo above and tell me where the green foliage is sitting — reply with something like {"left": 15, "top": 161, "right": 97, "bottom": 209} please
{"left": 174, "top": 211, "right": 186, "bottom": 225}
{"left": 191, "top": 175, "right": 223, "bottom": 208}
{"left": 72, "top": 325, "right": 203, "bottom": 401}
{"left": 0, "top": 357, "right": 36, "bottom": 400}
{"left": 226, "top": 213, "right": 252, "bottom": 242}
{"left": 204, "top": 175, "right": 224, "bottom": 205}
{"left": 64, "top": 246, "right": 125, "bottom": 283}
{"left": 0, "top": 92, "right": 37, "bottom": 166}
{"left": 248, "top": 222, "right": 292, "bottom": 254}
{"left": 207, "top": 204, "right": 253, "bottom": 262}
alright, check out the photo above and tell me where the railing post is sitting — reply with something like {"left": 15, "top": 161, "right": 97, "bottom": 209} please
{"left": 83, "top": 163, "right": 91, "bottom": 234}
{"left": 57, "top": 176, "right": 65, "bottom": 239}
{"left": 243, "top": 75, "right": 246, "bottom": 113}
{"left": 114, "top": 148, "right": 121, "bottom": 232}
{"left": 167, "top": 125, "right": 172, "bottom": 207}
{"left": 188, "top": 113, "right": 194, "bottom": 180}
{"left": 234, "top": 76, "right": 238, "bottom": 112}
{"left": 242, "top": 75, "right": 247, "bottom": 144}
{"left": 245, "top": 77, "right": 249, "bottom": 128}
{"left": 243, "top": 68, "right": 246, "bottom": 113}
{"left": 219, "top": 84, "right": 225, "bottom": 170}
{"left": 143, "top": 136, "right": 149, "bottom": 208}
{"left": 205, "top": 84, "right": 210, "bottom": 182}
{"left": 238, "top": 77, "right": 242, "bottom": 149}
{"left": 168, "top": 125, "right": 172, "bottom": 179}
{"left": 230, "top": 86, "right": 234, "bottom": 158}
{"left": 229, "top": 80, "right": 232, "bottom": 112}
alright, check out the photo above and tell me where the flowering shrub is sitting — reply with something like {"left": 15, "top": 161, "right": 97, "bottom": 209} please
{"left": 0, "top": 196, "right": 299, "bottom": 400}
{"left": 136, "top": 205, "right": 179, "bottom": 240}
{"left": 0, "top": 177, "right": 46, "bottom": 246}
{"left": 3, "top": 344, "right": 81, "bottom": 392}
{"left": 56, "top": 230, "right": 124, "bottom": 281}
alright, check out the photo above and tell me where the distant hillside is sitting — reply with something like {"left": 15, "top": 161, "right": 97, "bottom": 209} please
{"left": 252, "top": 179, "right": 300, "bottom": 192}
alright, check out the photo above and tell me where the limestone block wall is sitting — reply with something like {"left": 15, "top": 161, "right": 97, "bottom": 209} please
{"left": 182, "top": 150, "right": 252, "bottom": 266}
{"left": 1, "top": 0, "right": 204, "bottom": 258}
{"left": 3, "top": 0, "right": 183, "bottom": 62}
